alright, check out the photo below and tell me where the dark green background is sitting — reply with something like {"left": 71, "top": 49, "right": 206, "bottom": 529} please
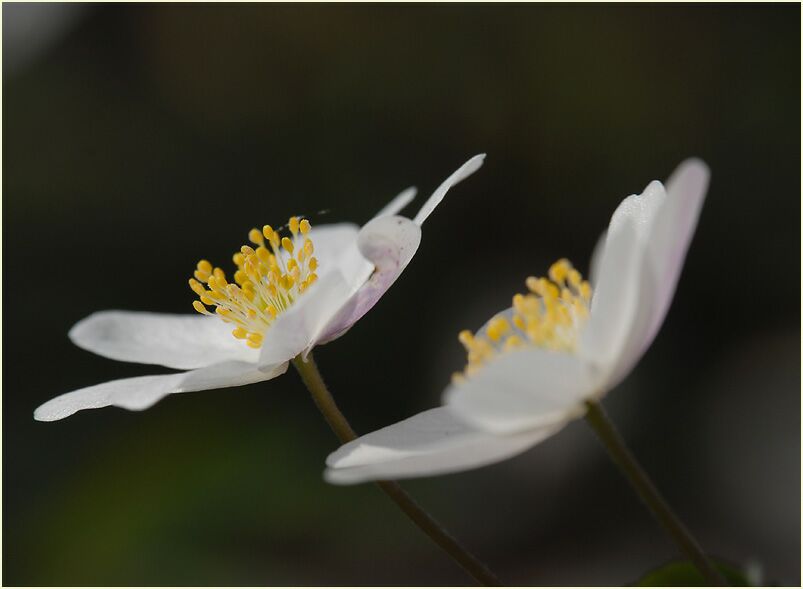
{"left": 4, "top": 3, "right": 800, "bottom": 585}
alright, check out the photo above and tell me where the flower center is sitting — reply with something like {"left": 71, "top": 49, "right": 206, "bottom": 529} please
{"left": 454, "top": 258, "right": 593, "bottom": 381}
{"left": 189, "top": 216, "right": 319, "bottom": 348}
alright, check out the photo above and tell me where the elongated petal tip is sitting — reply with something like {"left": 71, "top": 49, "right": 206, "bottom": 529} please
{"left": 412, "top": 153, "right": 486, "bottom": 226}
{"left": 33, "top": 360, "right": 288, "bottom": 421}
{"left": 375, "top": 186, "right": 417, "bottom": 218}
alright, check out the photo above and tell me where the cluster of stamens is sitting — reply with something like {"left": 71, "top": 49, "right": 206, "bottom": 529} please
{"left": 454, "top": 259, "right": 593, "bottom": 382}
{"left": 190, "top": 216, "right": 319, "bottom": 348}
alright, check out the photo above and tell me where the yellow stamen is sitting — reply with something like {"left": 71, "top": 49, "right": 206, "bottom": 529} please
{"left": 454, "top": 259, "right": 593, "bottom": 380}
{"left": 190, "top": 218, "right": 321, "bottom": 348}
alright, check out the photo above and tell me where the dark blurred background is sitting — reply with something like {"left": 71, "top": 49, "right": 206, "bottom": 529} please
{"left": 3, "top": 3, "right": 800, "bottom": 586}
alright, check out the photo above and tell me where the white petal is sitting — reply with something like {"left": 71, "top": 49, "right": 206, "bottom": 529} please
{"left": 588, "top": 229, "right": 608, "bottom": 289}
{"left": 642, "top": 158, "right": 709, "bottom": 346}
{"left": 444, "top": 348, "right": 594, "bottom": 434}
{"left": 583, "top": 159, "right": 709, "bottom": 390}
{"left": 580, "top": 217, "right": 643, "bottom": 375}
{"left": 33, "top": 360, "right": 288, "bottom": 421}
{"left": 69, "top": 311, "right": 260, "bottom": 370}
{"left": 313, "top": 215, "right": 422, "bottom": 345}
{"left": 304, "top": 222, "right": 360, "bottom": 270}
{"left": 374, "top": 187, "right": 417, "bottom": 218}
{"left": 258, "top": 269, "right": 359, "bottom": 365}
{"left": 412, "top": 154, "right": 485, "bottom": 226}
{"left": 324, "top": 407, "right": 565, "bottom": 484}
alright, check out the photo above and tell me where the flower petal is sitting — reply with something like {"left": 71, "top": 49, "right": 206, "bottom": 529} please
{"left": 258, "top": 268, "right": 359, "bottom": 365}
{"left": 374, "top": 187, "right": 417, "bottom": 218}
{"left": 642, "top": 158, "right": 709, "bottom": 346}
{"left": 324, "top": 407, "right": 564, "bottom": 484}
{"left": 445, "top": 347, "right": 595, "bottom": 434}
{"left": 313, "top": 215, "right": 422, "bottom": 345}
{"left": 583, "top": 159, "right": 709, "bottom": 390}
{"left": 412, "top": 154, "right": 485, "bottom": 226}
{"left": 33, "top": 360, "right": 288, "bottom": 421}
{"left": 69, "top": 311, "right": 260, "bottom": 370}
{"left": 580, "top": 217, "right": 643, "bottom": 376}
{"left": 304, "top": 222, "right": 360, "bottom": 270}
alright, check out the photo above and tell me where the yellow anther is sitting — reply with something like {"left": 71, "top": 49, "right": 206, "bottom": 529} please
{"left": 288, "top": 216, "right": 300, "bottom": 235}
{"left": 281, "top": 237, "right": 294, "bottom": 254}
{"left": 503, "top": 335, "right": 523, "bottom": 351}
{"left": 486, "top": 316, "right": 510, "bottom": 342}
{"left": 454, "top": 259, "right": 592, "bottom": 380}
{"left": 192, "top": 300, "right": 208, "bottom": 314}
{"left": 548, "top": 259, "right": 571, "bottom": 284}
{"left": 189, "top": 215, "right": 322, "bottom": 348}
{"left": 256, "top": 246, "right": 271, "bottom": 262}
{"left": 458, "top": 330, "right": 474, "bottom": 347}
{"left": 188, "top": 278, "right": 206, "bottom": 296}
{"left": 248, "top": 228, "right": 264, "bottom": 246}
{"left": 197, "top": 260, "right": 213, "bottom": 274}
{"left": 568, "top": 269, "right": 582, "bottom": 288}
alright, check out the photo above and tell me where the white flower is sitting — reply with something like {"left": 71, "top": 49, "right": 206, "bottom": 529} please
{"left": 325, "top": 159, "right": 710, "bottom": 484}
{"left": 34, "top": 155, "right": 486, "bottom": 422}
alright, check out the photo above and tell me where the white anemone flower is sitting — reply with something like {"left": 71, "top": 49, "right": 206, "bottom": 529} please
{"left": 34, "top": 155, "right": 485, "bottom": 422}
{"left": 325, "top": 159, "right": 710, "bottom": 484}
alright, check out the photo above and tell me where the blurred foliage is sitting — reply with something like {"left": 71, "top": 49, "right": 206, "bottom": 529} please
{"left": 637, "top": 560, "right": 751, "bottom": 587}
{"left": 3, "top": 4, "right": 799, "bottom": 585}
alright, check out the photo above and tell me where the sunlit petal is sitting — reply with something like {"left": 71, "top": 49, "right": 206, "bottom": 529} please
{"left": 445, "top": 348, "right": 593, "bottom": 434}
{"left": 34, "top": 360, "right": 287, "bottom": 421}
{"left": 412, "top": 154, "right": 485, "bottom": 226}
{"left": 69, "top": 311, "right": 259, "bottom": 370}
{"left": 325, "top": 408, "right": 564, "bottom": 484}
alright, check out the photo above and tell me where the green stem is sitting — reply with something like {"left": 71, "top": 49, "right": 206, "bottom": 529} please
{"left": 583, "top": 399, "right": 726, "bottom": 586}
{"left": 292, "top": 354, "right": 503, "bottom": 587}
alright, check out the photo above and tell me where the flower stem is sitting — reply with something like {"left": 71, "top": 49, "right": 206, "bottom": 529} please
{"left": 583, "top": 399, "right": 726, "bottom": 586}
{"left": 292, "top": 353, "right": 503, "bottom": 587}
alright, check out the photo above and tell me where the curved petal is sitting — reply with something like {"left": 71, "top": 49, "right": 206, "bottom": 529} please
{"left": 257, "top": 269, "right": 358, "bottom": 366}
{"left": 69, "top": 311, "right": 260, "bottom": 370}
{"left": 642, "top": 159, "right": 709, "bottom": 345}
{"left": 444, "top": 348, "right": 595, "bottom": 434}
{"left": 313, "top": 215, "right": 422, "bottom": 345}
{"left": 583, "top": 159, "right": 709, "bottom": 391}
{"left": 588, "top": 229, "right": 608, "bottom": 289}
{"left": 579, "top": 218, "right": 643, "bottom": 375}
{"left": 374, "top": 187, "right": 417, "bottom": 218}
{"left": 324, "top": 407, "right": 565, "bottom": 484}
{"left": 33, "top": 360, "right": 288, "bottom": 421}
{"left": 412, "top": 154, "right": 485, "bottom": 226}
{"left": 305, "top": 222, "right": 360, "bottom": 270}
